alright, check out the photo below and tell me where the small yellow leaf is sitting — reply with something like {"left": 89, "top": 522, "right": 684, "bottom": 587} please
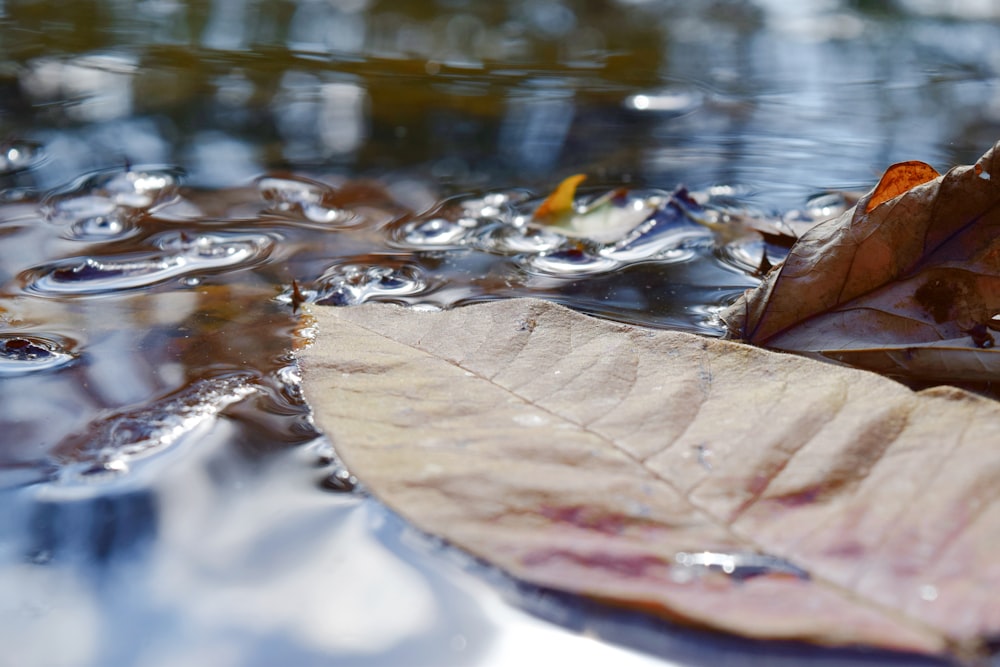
{"left": 533, "top": 174, "right": 587, "bottom": 221}
{"left": 864, "top": 160, "right": 940, "bottom": 213}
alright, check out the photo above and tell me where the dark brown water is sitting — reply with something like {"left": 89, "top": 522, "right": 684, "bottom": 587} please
{"left": 2, "top": 2, "right": 998, "bottom": 665}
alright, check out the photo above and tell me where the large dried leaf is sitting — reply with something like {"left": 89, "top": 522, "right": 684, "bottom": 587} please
{"left": 300, "top": 297, "right": 1000, "bottom": 661}
{"left": 722, "top": 142, "right": 1000, "bottom": 381}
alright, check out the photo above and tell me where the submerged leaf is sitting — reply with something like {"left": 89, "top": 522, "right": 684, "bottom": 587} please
{"left": 300, "top": 297, "right": 1000, "bottom": 661}
{"left": 722, "top": 141, "right": 1000, "bottom": 382}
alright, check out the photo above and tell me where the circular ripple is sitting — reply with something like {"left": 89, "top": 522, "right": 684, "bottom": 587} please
{"left": 523, "top": 249, "right": 620, "bottom": 277}
{"left": 257, "top": 175, "right": 359, "bottom": 226}
{"left": 24, "top": 232, "right": 274, "bottom": 296}
{"left": 314, "top": 263, "right": 427, "bottom": 306}
{"left": 0, "top": 334, "right": 76, "bottom": 375}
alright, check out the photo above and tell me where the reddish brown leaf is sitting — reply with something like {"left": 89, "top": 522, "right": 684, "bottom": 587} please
{"left": 722, "top": 141, "right": 1000, "bottom": 381}
{"left": 865, "top": 160, "right": 940, "bottom": 213}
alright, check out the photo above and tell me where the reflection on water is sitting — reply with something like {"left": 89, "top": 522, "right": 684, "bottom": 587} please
{"left": 0, "top": 1, "right": 996, "bottom": 666}
{"left": 5, "top": 0, "right": 1000, "bottom": 200}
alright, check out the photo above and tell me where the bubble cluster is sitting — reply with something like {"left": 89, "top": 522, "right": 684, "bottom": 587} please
{"left": 0, "top": 158, "right": 777, "bottom": 493}
{"left": 479, "top": 187, "right": 712, "bottom": 277}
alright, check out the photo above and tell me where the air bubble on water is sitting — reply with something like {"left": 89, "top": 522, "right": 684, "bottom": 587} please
{"left": 523, "top": 249, "right": 619, "bottom": 277}
{"left": 88, "top": 168, "right": 180, "bottom": 209}
{"left": 598, "top": 205, "right": 707, "bottom": 263}
{"left": 257, "top": 175, "right": 358, "bottom": 226}
{"left": 0, "top": 334, "right": 76, "bottom": 375}
{"left": 300, "top": 438, "right": 349, "bottom": 482}
{"left": 51, "top": 375, "right": 258, "bottom": 486}
{"left": 390, "top": 189, "right": 533, "bottom": 249}
{"left": 690, "top": 303, "right": 729, "bottom": 336}
{"left": 259, "top": 175, "right": 325, "bottom": 206}
{"left": 45, "top": 193, "right": 133, "bottom": 238}
{"left": 398, "top": 217, "right": 471, "bottom": 247}
{"left": 625, "top": 88, "right": 703, "bottom": 115}
{"left": 29, "top": 257, "right": 173, "bottom": 295}
{"left": 802, "top": 192, "right": 848, "bottom": 221}
{"left": 472, "top": 222, "right": 565, "bottom": 255}
{"left": 70, "top": 210, "right": 132, "bottom": 240}
{"left": 29, "top": 549, "right": 53, "bottom": 565}
{"left": 26, "top": 232, "right": 273, "bottom": 295}
{"left": 310, "top": 436, "right": 338, "bottom": 465}
{"left": 274, "top": 363, "right": 306, "bottom": 406}
{"left": 314, "top": 263, "right": 427, "bottom": 306}
{"left": 156, "top": 230, "right": 273, "bottom": 260}
{"left": 78, "top": 458, "right": 130, "bottom": 480}
{"left": 113, "top": 174, "right": 174, "bottom": 208}
{"left": 43, "top": 167, "right": 181, "bottom": 239}
{"left": 458, "top": 190, "right": 529, "bottom": 219}
{"left": 0, "top": 139, "right": 45, "bottom": 174}
{"left": 275, "top": 282, "right": 319, "bottom": 308}
{"left": 300, "top": 202, "right": 357, "bottom": 225}
{"left": 718, "top": 236, "right": 771, "bottom": 276}
{"left": 321, "top": 466, "right": 359, "bottom": 492}
{"left": 778, "top": 191, "right": 849, "bottom": 237}
{"left": 50, "top": 167, "right": 180, "bottom": 210}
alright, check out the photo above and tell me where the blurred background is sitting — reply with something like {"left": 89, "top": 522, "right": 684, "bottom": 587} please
{"left": 3, "top": 0, "right": 1000, "bottom": 202}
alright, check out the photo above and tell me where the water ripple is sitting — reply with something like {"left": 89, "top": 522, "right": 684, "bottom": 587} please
{"left": 313, "top": 263, "right": 428, "bottom": 306}
{"left": 0, "top": 334, "right": 76, "bottom": 375}
{"left": 24, "top": 231, "right": 274, "bottom": 296}
{"left": 43, "top": 166, "right": 182, "bottom": 240}
{"left": 50, "top": 374, "right": 258, "bottom": 485}
{"left": 258, "top": 175, "right": 360, "bottom": 227}
{"left": 0, "top": 139, "right": 45, "bottom": 175}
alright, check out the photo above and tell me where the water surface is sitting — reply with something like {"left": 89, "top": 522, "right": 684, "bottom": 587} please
{"left": 1, "top": 2, "right": 998, "bottom": 665}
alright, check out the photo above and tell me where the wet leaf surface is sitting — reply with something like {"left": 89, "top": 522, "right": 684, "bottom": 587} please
{"left": 300, "top": 297, "right": 1000, "bottom": 662}
{"left": 722, "top": 142, "right": 1000, "bottom": 382}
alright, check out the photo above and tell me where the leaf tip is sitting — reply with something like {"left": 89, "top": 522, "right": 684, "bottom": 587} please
{"left": 533, "top": 173, "right": 587, "bottom": 222}
{"left": 864, "top": 160, "right": 940, "bottom": 214}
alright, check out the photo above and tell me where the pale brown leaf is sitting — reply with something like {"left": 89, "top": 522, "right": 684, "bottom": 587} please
{"left": 300, "top": 297, "right": 1000, "bottom": 661}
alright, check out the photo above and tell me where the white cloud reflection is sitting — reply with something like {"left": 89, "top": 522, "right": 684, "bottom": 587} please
{"left": 274, "top": 74, "right": 368, "bottom": 162}
{"left": 319, "top": 82, "right": 369, "bottom": 157}
{"left": 21, "top": 54, "right": 137, "bottom": 122}
{"left": 2, "top": 439, "right": 677, "bottom": 667}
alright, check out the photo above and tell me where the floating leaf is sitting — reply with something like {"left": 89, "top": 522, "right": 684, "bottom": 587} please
{"left": 530, "top": 174, "right": 658, "bottom": 243}
{"left": 532, "top": 173, "right": 588, "bottom": 222}
{"left": 300, "top": 297, "right": 1000, "bottom": 661}
{"left": 722, "top": 142, "right": 1000, "bottom": 382}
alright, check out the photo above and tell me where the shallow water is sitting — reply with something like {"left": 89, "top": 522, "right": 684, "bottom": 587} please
{"left": 1, "top": 2, "right": 999, "bottom": 665}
